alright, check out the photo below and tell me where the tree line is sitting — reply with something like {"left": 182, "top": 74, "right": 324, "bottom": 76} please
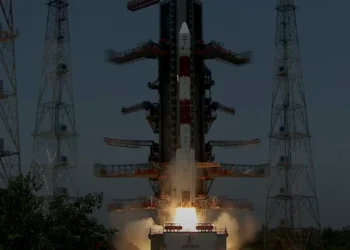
{"left": 0, "top": 174, "right": 117, "bottom": 250}
{"left": 245, "top": 226, "right": 350, "bottom": 250}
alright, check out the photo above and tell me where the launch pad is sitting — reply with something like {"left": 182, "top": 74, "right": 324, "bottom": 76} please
{"left": 149, "top": 223, "right": 227, "bottom": 250}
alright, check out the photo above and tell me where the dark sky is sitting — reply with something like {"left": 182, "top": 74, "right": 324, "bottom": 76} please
{"left": 12, "top": 0, "right": 350, "bottom": 228}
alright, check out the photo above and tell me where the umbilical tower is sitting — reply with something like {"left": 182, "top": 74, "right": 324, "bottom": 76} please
{"left": 95, "top": 0, "right": 266, "bottom": 224}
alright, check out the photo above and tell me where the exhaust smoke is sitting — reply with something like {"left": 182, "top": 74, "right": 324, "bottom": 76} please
{"left": 214, "top": 211, "right": 259, "bottom": 250}
{"left": 109, "top": 212, "right": 162, "bottom": 250}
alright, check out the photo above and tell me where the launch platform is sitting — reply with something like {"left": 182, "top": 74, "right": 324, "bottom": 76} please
{"left": 149, "top": 223, "right": 227, "bottom": 250}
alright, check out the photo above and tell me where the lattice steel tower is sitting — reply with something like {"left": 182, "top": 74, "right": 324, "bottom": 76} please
{"left": 264, "top": 1, "right": 323, "bottom": 249}
{"left": 0, "top": 1, "right": 21, "bottom": 186}
{"left": 31, "top": 0, "right": 78, "bottom": 197}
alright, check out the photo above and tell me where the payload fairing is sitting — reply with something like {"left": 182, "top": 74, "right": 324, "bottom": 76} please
{"left": 172, "top": 22, "right": 196, "bottom": 207}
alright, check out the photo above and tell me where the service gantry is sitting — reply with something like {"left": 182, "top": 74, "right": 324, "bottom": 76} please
{"left": 264, "top": 1, "right": 323, "bottom": 249}
{"left": 31, "top": 0, "right": 79, "bottom": 198}
{"left": 0, "top": 1, "right": 21, "bottom": 187}
{"left": 95, "top": 0, "right": 266, "bottom": 223}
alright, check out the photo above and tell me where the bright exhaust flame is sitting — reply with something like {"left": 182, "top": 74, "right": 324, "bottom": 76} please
{"left": 174, "top": 207, "right": 198, "bottom": 231}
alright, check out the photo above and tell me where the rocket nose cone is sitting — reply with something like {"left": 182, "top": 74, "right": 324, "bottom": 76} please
{"left": 179, "top": 22, "right": 190, "bottom": 34}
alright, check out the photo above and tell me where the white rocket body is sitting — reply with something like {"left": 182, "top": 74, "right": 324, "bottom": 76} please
{"left": 174, "top": 22, "right": 196, "bottom": 207}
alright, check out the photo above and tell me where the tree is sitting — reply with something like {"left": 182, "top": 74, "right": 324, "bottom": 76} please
{"left": 0, "top": 174, "right": 116, "bottom": 249}
{"left": 322, "top": 227, "right": 350, "bottom": 250}
{"left": 45, "top": 193, "right": 117, "bottom": 249}
{"left": 0, "top": 174, "right": 47, "bottom": 249}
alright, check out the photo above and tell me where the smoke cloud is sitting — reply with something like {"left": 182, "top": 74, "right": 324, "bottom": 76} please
{"left": 120, "top": 217, "right": 160, "bottom": 250}
{"left": 214, "top": 211, "right": 260, "bottom": 250}
{"left": 109, "top": 212, "right": 162, "bottom": 250}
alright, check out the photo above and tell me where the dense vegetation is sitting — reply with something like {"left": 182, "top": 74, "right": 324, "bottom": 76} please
{"left": 322, "top": 227, "right": 350, "bottom": 250}
{"left": 0, "top": 174, "right": 116, "bottom": 250}
{"left": 244, "top": 227, "right": 350, "bottom": 250}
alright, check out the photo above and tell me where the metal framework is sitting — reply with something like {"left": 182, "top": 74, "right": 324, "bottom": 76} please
{"left": 31, "top": 0, "right": 78, "bottom": 198}
{"left": 97, "top": 0, "right": 265, "bottom": 224}
{"left": 264, "top": 1, "right": 323, "bottom": 249}
{"left": 0, "top": 0, "right": 21, "bottom": 187}
{"left": 107, "top": 196, "right": 254, "bottom": 212}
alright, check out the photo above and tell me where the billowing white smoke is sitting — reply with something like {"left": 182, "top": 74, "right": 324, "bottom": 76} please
{"left": 214, "top": 212, "right": 240, "bottom": 250}
{"left": 121, "top": 218, "right": 161, "bottom": 250}
{"left": 109, "top": 212, "right": 162, "bottom": 250}
{"left": 214, "top": 212, "right": 259, "bottom": 250}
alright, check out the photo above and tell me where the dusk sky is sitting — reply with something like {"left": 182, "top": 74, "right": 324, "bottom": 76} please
{"left": 11, "top": 0, "right": 350, "bottom": 228}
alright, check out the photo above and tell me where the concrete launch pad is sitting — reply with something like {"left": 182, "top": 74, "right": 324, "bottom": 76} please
{"left": 149, "top": 223, "right": 227, "bottom": 250}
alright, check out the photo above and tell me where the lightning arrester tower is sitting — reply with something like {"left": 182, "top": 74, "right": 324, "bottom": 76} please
{"left": 32, "top": 0, "right": 78, "bottom": 198}
{"left": 0, "top": 1, "right": 21, "bottom": 187}
{"left": 264, "top": 1, "right": 323, "bottom": 249}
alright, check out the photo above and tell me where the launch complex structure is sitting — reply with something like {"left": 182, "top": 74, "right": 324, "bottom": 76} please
{"left": 0, "top": 0, "right": 324, "bottom": 249}
{"left": 0, "top": 1, "right": 21, "bottom": 187}
{"left": 264, "top": 0, "right": 323, "bottom": 249}
{"left": 31, "top": 0, "right": 79, "bottom": 198}
{"left": 94, "top": 0, "right": 266, "bottom": 224}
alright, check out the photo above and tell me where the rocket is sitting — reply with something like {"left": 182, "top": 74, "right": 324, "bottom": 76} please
{"left": 173, "top": 22, "right": 196, "bottom": 207}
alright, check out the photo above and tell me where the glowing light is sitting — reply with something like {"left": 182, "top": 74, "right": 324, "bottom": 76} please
{"left": 174, "top": 207, "right": 198, "bottom": 231}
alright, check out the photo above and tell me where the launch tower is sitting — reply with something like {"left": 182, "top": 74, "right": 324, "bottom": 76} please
{"left": 0, "top": 1, "right": 21, "bottom": 187}
{"left": 31, "top": 0, "right": 78, "bottom": 198}
{"left": 95, "top": 0, "right": 266, "bottom": 223}
{"left": 264, "top": 1, "right": 323, "bottom": 249}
